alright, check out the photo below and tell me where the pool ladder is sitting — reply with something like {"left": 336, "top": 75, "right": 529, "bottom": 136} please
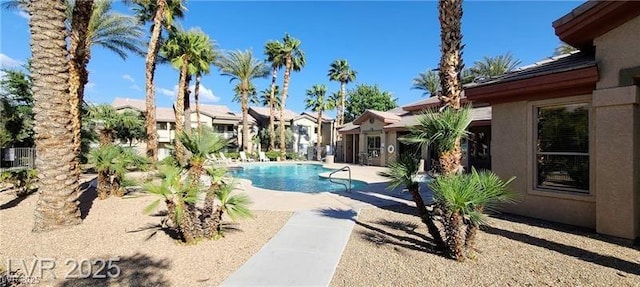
{"left": 328, "top": 166, "right": 352, "bottom": 193}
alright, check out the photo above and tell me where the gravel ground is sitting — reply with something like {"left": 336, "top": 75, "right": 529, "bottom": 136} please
{"left": 0, "top": 184, "right": 291, "bottom": 287}
{"left": 331, "top": 205, "right": 640, "bottom": 287}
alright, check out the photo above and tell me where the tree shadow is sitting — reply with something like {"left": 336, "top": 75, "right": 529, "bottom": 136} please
{"left": 128, "top": 221, "right": 183, "bottom": 242}
{"left": 491, "top": 213, "right": 640, "bottom": 250}
{"left": 77, "top": 180, "right": 98, "bottom": 220}
{"left": 315, "top": 206, "right": 444, "bottom": 257}
{"left": 57, "top": 253, "right": 172, "bottom": 287}
{"left": 0, "top": 189, "right": 36, "bottom": 210}
{"left": 328, "top": 182, "right": 434, "bottom": 217}
{"left": 483, "top": 225, "right": 640, "bottom": 276}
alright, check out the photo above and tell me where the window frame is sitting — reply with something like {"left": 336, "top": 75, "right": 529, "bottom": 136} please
{"left": 531, "top": 99, "right": 592, "bottom": 195}
{"left": 367, "top": 135, "right": 381, "bottom": 158}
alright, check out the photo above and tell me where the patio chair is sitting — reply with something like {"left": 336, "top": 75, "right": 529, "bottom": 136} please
{"left": 259, "top": 151, "right": 271, "bottom": 162}
{"left": 219, "top": 152, "right": 234, "bottom": 163}
{"left": 239, "top": 151, "right": 255, "bottom": 162}
{"left": 205, "top": 153, "right": 226, "bottom": 165}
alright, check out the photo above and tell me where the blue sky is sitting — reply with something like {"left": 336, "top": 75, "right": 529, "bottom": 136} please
{"left": 0, "top": 1, "right": 582, "bottom": 117}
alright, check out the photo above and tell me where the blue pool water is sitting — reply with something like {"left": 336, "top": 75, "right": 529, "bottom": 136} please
{"left": 230, "top": 164, "right": 368, "bottom": 193}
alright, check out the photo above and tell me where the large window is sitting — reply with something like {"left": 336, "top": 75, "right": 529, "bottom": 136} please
{"left": 367, "top": 135, "right": 381, "bottom": 158}
{"left": 535, "top": 103, "right": 589, "bottom": 193}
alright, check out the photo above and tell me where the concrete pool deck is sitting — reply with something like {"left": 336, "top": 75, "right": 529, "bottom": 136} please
{"left": 222, "top": 161, "right": 432, "bottom": 287}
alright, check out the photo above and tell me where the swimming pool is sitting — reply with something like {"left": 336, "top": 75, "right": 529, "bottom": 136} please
{"left": 230, "top": 164, "right": 368, "bottom": 193}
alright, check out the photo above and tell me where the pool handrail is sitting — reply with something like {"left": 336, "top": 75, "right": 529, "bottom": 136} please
{"left": 328, "top": 165, "right": 352, "bottom": 193}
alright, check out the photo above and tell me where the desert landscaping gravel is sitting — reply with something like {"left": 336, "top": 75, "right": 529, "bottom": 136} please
{"left": 0, "top": 183, "right": 291, "bottom": 287}
{"left": 331, "top": 205, "right": 640, "bottom": 287}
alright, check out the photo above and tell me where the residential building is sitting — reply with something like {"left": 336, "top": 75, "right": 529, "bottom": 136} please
{"left": 465, "top": 0, "right": 640, "bottom": 240}
{"left": 338, "top": 97, "right": 491, "bottom": 170}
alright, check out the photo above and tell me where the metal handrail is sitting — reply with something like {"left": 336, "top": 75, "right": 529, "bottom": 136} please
{"left": 328, "top": 166, "right": 352, "bottom": 193}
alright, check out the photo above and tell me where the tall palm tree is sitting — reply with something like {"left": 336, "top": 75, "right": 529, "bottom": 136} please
{"left": 28, "top": 0, "right": 81, "bottom": 231}
{"left": 264, "top": 40, "right": 285, "bottom": 151}
{"left": 328, "top": 59, "right": 357, "bottom": 129}
{"left": 259, "top": 85, "right": 280, "bottom": 108}
{"left": 161, "top": 28, "right": 214, "bottom": 164}
{"left": 192, "top": 39, "right": 216, "bottom": 134}
{"left": 304, "top": 84, "right": 333, "bottom": 161}
{"left": 67, "top": 0, "right": 94, "bottom": 168}
{"left": 554, "top": 42, "right": 578, "bottom": 56}
{"left": 130, "top": 0, "right": 185, "bottom": 163}
{"left": 438, "top": 0, "right": 464, "bottom": 110}
{"left": 216, "top": 50, "right": 269, "bottom": 152}
{"left": 469, "top": 52, "right": 521, "bottom": 80}
{"left": 412, "top": 69, "right": 440, "bottom": 97}
{"left": 278, "top": 34, "right": 305, "bottom": 158}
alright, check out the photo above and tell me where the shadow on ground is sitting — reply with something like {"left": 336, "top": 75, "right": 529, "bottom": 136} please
{"left": 58, "top": 253, "right": 171, "bottom": 287}
{"left": 484, "top": 225, "right": 640, "bottom": 276}
{"left": 77, "top": 180, "right": 97, "bottom": 220}
{"left": 0, "top": 189, "right": 37, "bottom": 210}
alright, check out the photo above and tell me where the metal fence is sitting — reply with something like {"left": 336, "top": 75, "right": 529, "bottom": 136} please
{"left": 1, "top": 147, "right": 35, "bottom": 171}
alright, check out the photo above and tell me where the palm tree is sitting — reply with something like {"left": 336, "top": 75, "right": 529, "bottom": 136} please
{"left": 278, "top": 34, "right": 305, "bottom": 158}
{"left": 304, "top": 84, "right": 333, "bottom": 161}
{"left": 216, "top": 50, "right": 269, "bottom": 152}
{"left": 554, "top": 42, "right": 578, "bottom": 56}
{"left": 328, "top": 59, "right": 357, "bottom": 128}
{"left": 130, "top": 0, "right": 185, "bottom": 163}
{"left": 405, "top": 107, "right": 471, "bottom": 175}
{"left": 193, "top": 43, "right": 216, "bottom": 135}
{"left": 412, "top": 69, "right": 440, "bottom": 97}
{"left": 264, "top": 40, "right": 285, "bottom": 151}
{"left": 161, "top": 28, "right": 214, "bottom": 164}
{"left": 469, "top": 53, "right": 521, "bottom": 80}
{"left": 378, "top": 154, "right": 446, "bottom": 248}
{"left": 87, "top": 104, "right": 142, "bottom": 146}
{"left": 28, "top": 0, "right": 82, "bottom": 232}
{"left": 259, "top": 86, "right": 280, "bottom": 108}
{"left": 437, "top": 0, "right": 464, "bottom": 110}
{"left": 88, "top": 144, "right": 148, "bottom": 199}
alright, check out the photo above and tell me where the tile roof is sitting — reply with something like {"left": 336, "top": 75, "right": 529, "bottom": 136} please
{"left": 250, "top": 106, "right": 298, "bottom": 121}
{"left": 337, "top": 122, "right": 360, "bottom": 133}
{"left": 466, "top": 51, "right": 596, "bottom": 89}
{"left": 352, "top": 109, "right": 402, "bottom": 125}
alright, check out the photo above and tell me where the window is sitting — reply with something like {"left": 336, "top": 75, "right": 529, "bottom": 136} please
{"left": 169, "top": 122, "right": 176, "bottom": 130}
{"left": 367, "top": 136, "right": 381, "bottom": 158}
{"left": 535, "top": 103, "right": 589, "bottom": 193}
{"left": 157, "top": 122, "right": 167, "bottom": 130}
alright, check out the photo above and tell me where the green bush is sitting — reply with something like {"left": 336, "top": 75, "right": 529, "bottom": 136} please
{"left": 223, "top": 152, "right": 239, "bottom": 160}
{"left": 286, "top": 152, "right": 301, "bottom": 160}
{"left": 0, "top": 168, "right": 38, "bottom": 195}
{"left": 265, "top": 151, "right": 280, "bottom": 161}
{"left": 158, "top": 155, "right": 179, "bottom": 168}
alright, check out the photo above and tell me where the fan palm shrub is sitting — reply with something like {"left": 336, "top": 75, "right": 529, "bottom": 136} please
{"left": 177, "top": 128, "right": 229, "bottom": 180}
{"left": 88, "top": 144, "right": 149, "bottom": 199}
{"left": 429, "top": 168, "right": 516, "bottom": 260}
{"left": 378, "top": 154, "right": 445, "bottom": 248}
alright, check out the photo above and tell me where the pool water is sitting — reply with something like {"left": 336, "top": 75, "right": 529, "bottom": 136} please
{"left": 230, "top": 164, "right": 368, "bottom": 193}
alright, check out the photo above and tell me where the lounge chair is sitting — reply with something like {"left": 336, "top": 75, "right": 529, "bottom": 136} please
{"left": 239, "top": 151, "right": 255, "bottom": 162}
{"left": 205, "top": 153, "right": 225, "bottom": 165}
{"left": 259, "top": 151, "right": 271, "bottom": 162}
{"left": 219, "top": 152, "right": 234, "bottom": 163}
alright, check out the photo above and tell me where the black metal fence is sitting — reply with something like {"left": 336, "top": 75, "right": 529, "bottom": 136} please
{"left": 1, "top": 147, "right": 35, "bottom": 171}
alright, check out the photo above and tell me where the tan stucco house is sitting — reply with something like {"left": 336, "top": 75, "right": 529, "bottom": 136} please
{"left": 466, "top": 0, "right": 640, "bottom": 241}
{"left": 338, "top": 97, "right": 492, "bottom": 170}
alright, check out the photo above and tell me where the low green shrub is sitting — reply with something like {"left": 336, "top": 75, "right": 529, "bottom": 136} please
{"left": 0, "top": 168, "right": 38, "bottom": 195}
{"left": 223, "top": 152, "right": 239, "bottom": 160}
{"left": 265, "top": 151, "right": 280, "bottom": 161}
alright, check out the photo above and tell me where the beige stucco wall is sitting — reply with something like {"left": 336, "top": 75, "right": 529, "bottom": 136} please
{"left": 385, "top": 132, "right": 398, "bottom": 165}
{"left": 594, "top": 16, "right": 640, "bottom": 89}
{"left": 358, "top": 118, "right": 386, "bottom": 166}
{"left": 491, "top": 99, "right": 596, "bottom": 228}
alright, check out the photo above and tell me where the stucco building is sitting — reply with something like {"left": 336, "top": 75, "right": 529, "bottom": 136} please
{"left": 466, "top": 0, "right": 640, "bottom": 240}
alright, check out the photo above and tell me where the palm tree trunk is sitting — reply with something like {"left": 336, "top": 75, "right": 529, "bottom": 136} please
{"left": 194, "top": 73, "right": 202, "bottom": 135}
{"left": 97, "top": 170, "right": 110, "bottom": 200}
{"left": 144, "top": 0, "right": 167, "bottom": 163}
{"left": 409, "top": 185, "right": 446, "bottom": 248}
{"left": 279, "top": 58, "right": 292, "bottom": 159}
{"left": 440, "top": 141, "right": 463, "bottom": 175}
{"left": 446, "top": 211, "right": 466, "bottom": 261}
{"left": 174, "top": 62, "right": 188, "bottom": 164}
{"left": 241, "top": 84, "right": 250, "bottom": 152}
{"left": 316, "top": 110, "right": 322, "bottom": 161}
{"left": 340, "top": 81, "right": 346, "bottom": 126}
{"left": 268, "top": 68, "right": 277, "bottom": 151}
{"left": 437, "top": 0, "right": 463, "bottom": 110}
{"left": 29, "top": 0, "right": 82, "bottom": 232}
{"left": 68, "top": 0, "right": 94, "bottom": 167}
{"left": 184, "top": 73, "right": 192, "bottom": 131}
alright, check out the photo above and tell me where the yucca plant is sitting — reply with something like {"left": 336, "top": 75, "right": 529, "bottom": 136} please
{"left": 403, "top": 106, "right": 471, "bottom": 175}
{"left": 429, "top": 168, "right": 516, "bottom": 260}
{"left": 88, "top": 144, "right": 149, "bottom": 199}
{"left": 379, "top": 154, "right": 445, "bottom": 248}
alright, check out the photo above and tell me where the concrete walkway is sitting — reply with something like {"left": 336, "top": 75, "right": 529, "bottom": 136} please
{"left": 221, "top": 208, "right": 357, "bottom": 287}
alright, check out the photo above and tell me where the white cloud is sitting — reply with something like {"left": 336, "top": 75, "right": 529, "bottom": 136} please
{"left": 0, "top": 53, "right": 22, "bottom": 68}
{"left": 130, "top": 84, "right": 142, "bottom": 91}
{"left": 86, "top": 82, "right": 96, "bottom": 90}
{"left": 158, "top": 84, "right": 220, "bottom": 103}
{"left": 16, "top": 11, "right": 29, "bottom": 20}
{"left": 122, "top": 74, "right": 135, "bottom": 83}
